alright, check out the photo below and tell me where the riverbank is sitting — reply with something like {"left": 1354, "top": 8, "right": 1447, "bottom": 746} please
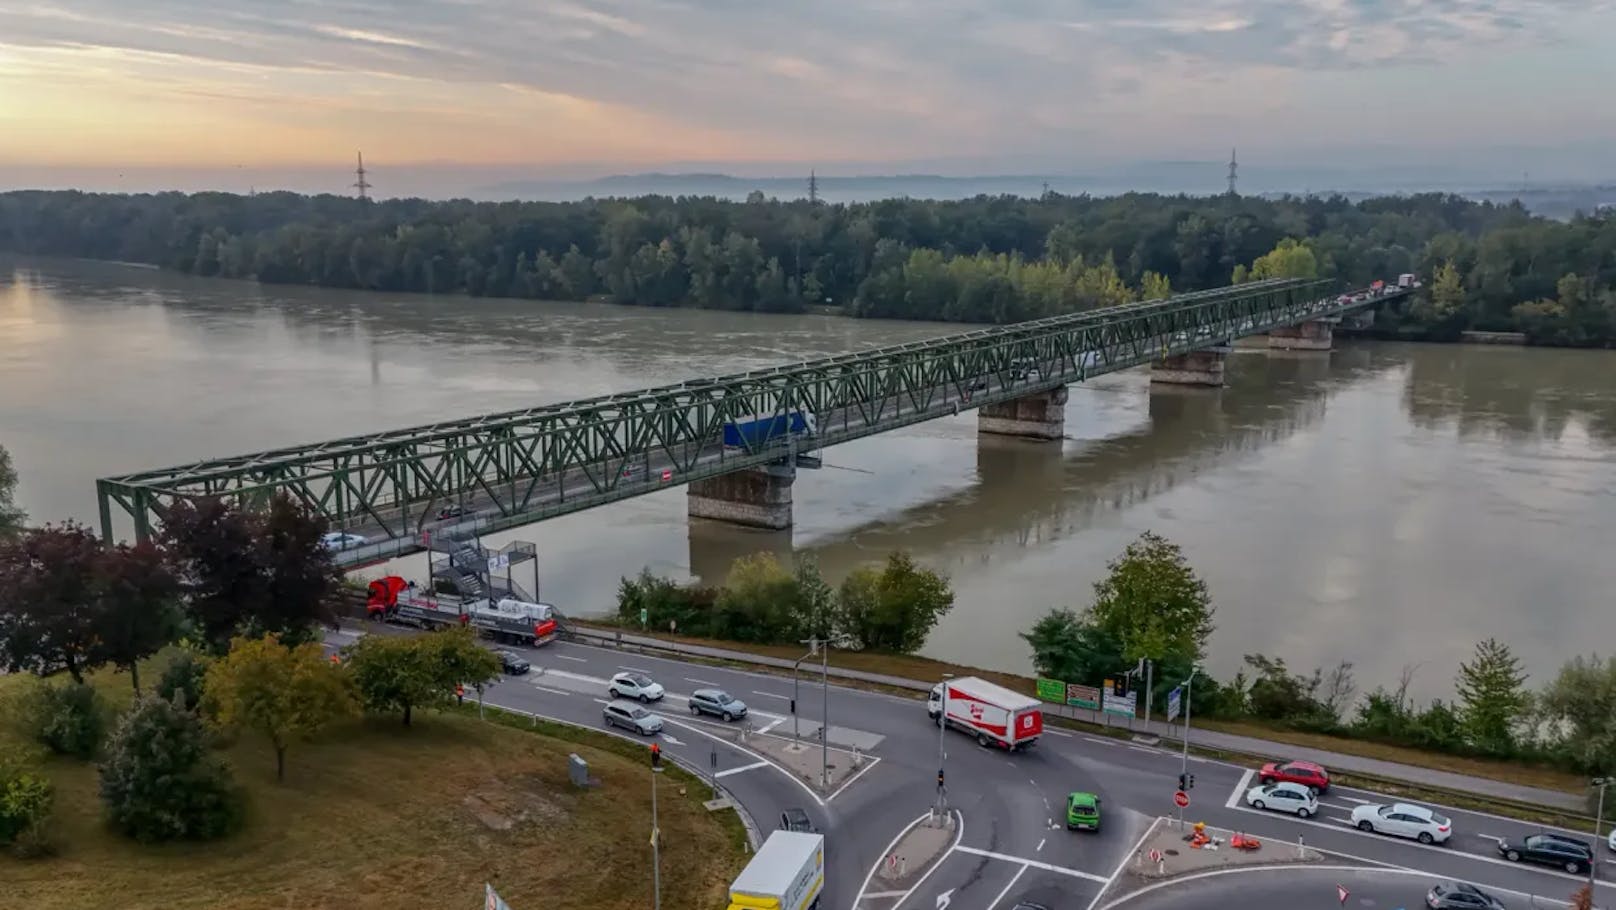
{"left": 567, "top": 619, "right": 1588, "bottom": 802}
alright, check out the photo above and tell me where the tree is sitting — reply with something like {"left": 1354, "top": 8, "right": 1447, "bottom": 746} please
{"left": 832, "top": 552, "right": 953, "bottom": 653}
{"left": 1453, "top": 638, "right": 1528, "bottom": 754}
{"left": 0, "top": 443, "right": 23, "bottom": 538}
{"left": 1536, "top": 655, "right": 1616, "bottom": 773}
{"left": 92, "top": 542, "right": 180, "bottom": 693}
{"left": 1087, "top": 532, "right": 1214, "bottom": 666}
{"left": 1238, "top": 238, "right": 1318, "bottom": 282}
{"left": 346, "top": 634, "right": 441, "bottom": 726}
{"left": 161, "top": 495, "right": 340, "bottom": 651}
{"left": 1021, "top": 609, "right": 1125, "bottom": 685}
{"left": 418, "top": 627, "right": 501, "bottom": 718}
{"left": 0, "top": 752, "right": 53, "bottom": 855}
{"left": 713, "top": 552, "right": 800, "bottom": 643}
{"left": 29, "top": 682, "right": 105, "bottom": 759}
{"left": 0, "top": 524, "right": 105, "bottom": 682}
{"left": 205, "top": 634, "right": 356, "bottom": 781}
{"left": 156, "top": 649, "right": 210, "bottom": 712}
{"left": 99, "top": 694, "right": 242, "bottom": 842}
{"left": 1139, "top": 271, "right": 1172, "bottom": 301}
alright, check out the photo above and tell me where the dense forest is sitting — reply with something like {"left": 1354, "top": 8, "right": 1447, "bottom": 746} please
{"left": 1, "top": 189, "right": 1613, "bottom": 344}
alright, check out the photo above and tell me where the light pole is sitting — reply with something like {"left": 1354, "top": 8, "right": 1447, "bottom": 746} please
{"left": 1591, "top": 777, "right": 1609, "bottom": 891}
{"left": 820, "top": 638, "right": 830, "bottom": 791}
{"left": 651, "top": 747, "right": 664, "bottom": 910}
{"left": 936, "top": 673, "right": 953, "bottom": 818}
{"left": 1178, "top": 669, "right": 1197, "bottom": 830}
{"left": 792, "top": 639, "right": 819, "bottom": 743}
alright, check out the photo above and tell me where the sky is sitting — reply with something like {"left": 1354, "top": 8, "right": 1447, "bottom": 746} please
{"left": 2, "top": 0, "right": 1615, "bottom": 195}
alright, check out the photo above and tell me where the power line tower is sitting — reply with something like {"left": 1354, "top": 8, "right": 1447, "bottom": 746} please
{"left": 807, "top": 169, "right": 819, "bottom": 205}
{"left": 353, "top": 151, "right": 372, "bottom": 201}
{"left": 1226, "top": 148, "right": 1239, "bottom": 197}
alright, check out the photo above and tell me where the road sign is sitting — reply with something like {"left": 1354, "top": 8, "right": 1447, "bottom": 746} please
{"left": 1147, "top": 849, "right": 1162, "bottom": 863}
{"left": 1337, "top": 885, "right": 1350, "bottom": 905}
{"left": 1173, "top": 790, "right": 1190, "bottom": 808}
{"left": 1167, "top": 686, "right": 1182, "bottom": 722}
{"left": 639, "top": 607, "right": 648, "bottom": 627}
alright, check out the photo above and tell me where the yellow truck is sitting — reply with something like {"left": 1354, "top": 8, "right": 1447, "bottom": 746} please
{"left": 727, "top": 830, "right": 825, "bottom": 910}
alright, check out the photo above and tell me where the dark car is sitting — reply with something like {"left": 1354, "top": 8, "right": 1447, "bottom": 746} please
{"left": 1497, "top": 832, "right": 1593, "bottom": 874}
{"left": 1426, "top": 882, "right": 1506, "bottom": 910}
{"left": 436, "top": 504, "right": 469, "bottom": 520}
{"left": 780, "top": 808, "right": 815, "bottom": 833}
{"left": 496, "top": 650, "right": 530, "bottom": 675}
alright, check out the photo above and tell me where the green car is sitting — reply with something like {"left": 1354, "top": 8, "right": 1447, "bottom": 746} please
{"left": 1066, "top": 792, "right": 1101, "bottom": 831}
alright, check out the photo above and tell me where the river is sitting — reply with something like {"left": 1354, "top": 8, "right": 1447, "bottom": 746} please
{"left": 3, "top": 257, "right": 1613, "bottom": 700}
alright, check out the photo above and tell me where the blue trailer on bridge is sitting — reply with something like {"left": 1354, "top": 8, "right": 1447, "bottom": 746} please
{"left": 722, "top": 411, "right": 817, "bottom": 449}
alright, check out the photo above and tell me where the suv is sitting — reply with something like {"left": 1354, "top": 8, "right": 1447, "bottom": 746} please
{"left": 1497, "top": 832, "right": 1593, "bottom": 874}
{"left": 1065, "top": 792, "right": 1101, "bottom": 831}
{"left": 1258, "top": 759, "right": 1330, "bottom": 794}
{"left": 688, "top": 689, "right": 748, "bottom": 721}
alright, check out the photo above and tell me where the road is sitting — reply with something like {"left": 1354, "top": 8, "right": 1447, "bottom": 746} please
{"left": 327, "top": 624, "right": 1611, "bottom": 910}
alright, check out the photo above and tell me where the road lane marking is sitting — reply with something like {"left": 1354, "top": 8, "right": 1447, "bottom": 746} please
{"left": 1338, "top": 796, "right": 1372, "bottom": 804}
{"left": 757, "top": 718, "right": 784, "bottom": 734}
{"left": 658, "top": 716, "right": 827, "bottom": 806}
{"left": 618, "top": 666, "right": 652, "bottom": 674}
{"left": 1225, "top": 769, "right": 1255, "bottom": 809}
{"left": 866, "top": 811, "right": 963, "bottom": 910}
{"left": 828, "top": 755, "right": 883, "bottom": 803}
{"left": 1128, "top": 745, "right": 1160, "bottom": 755}
{"left": 1086, "top": 816, "right": 1163, "bottom": 910}
{"left": 953, "top": 846, "right": 1108, "bottom": 882}
{"left": 531, "top": 684, "right": 572, "bottom": 697}
{"left": 752, "top": 691, "right": 790, "bottom": 700}
{"left": 1328, "top": 816, "right": 1354, "bottom": 826}
{"left": 983, "top": 864, "right": 1028, "bottom": 910}
{"left": 686, "top": 678, "right": 720, "bottom": 686}
{"left": 862, "top": 892, "right": 906, "bottom": 900}
{"left": 1037, "top": 838, "right": 1046, "bottom": 852}
{"left": 1083, "top": 737, "right": 1120, "bottom": 746}
{"left": 553, "top": 654, "right": 588, "bottom": 663}
{"left": 1224, "top": 802, "right": 1615, "bottom": 891}
{"left": 714, "top": 761, "right": 770, "bottom": 779}
{"left": 1044, "top": 728, "right": 1073, "bottom": 738}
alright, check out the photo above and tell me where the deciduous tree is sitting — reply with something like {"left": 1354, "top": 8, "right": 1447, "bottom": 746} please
{"left": 92, "top": 541, "right": 180, "bottom": 693}
{"left": 419, "top": 627, "right": 501, "bottom": 718}
{"left": 1454, "top": 638, "right": 1528, "bottom": 754}
{"left": 99, "top": 694, "right": 241, "bottom": 842}
{"left": 0, "top": 524, "right": 104, "bottom": 682}
{"left": 1020, "top": 609, "right": 1125, "bottom": 685}
{"left": 205, "top": 634, "right": 356, "bottom": 781}
{"left": 832, "top": 552, "right": 953, "bottom": 653}
{"left": 0, "top": 443, "right": 23, "bottom": 539}
{"left": 1087, "top": 532, "right": 1214, "bottom": 666}
{"left": 346, "top": 634, "right": 440, "bottom": 727}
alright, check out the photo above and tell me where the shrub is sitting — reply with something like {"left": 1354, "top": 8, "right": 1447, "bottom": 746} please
{"left": 99, "top": 695, "right": 241, "bottom": 843}
{"left": 0, "top": 754, "right": 53, "bottom": 856}
{"left": 156, "top": 649, "right": 211, "bottom": 711}
{"left": 30, "top": 683, "right": 105, "bottom": 759}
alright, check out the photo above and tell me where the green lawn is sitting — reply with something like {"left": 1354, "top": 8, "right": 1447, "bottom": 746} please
{"left": 0, "top": 657, "right": 748, "bottom": 910}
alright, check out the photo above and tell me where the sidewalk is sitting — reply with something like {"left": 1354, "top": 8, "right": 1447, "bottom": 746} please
{"left": 570, "top": 627, "right": 1587, "bottom": 813}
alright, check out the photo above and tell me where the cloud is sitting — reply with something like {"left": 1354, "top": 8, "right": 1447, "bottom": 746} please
{"left": 0, "top": 0, "right": 1611, "bottom": 170}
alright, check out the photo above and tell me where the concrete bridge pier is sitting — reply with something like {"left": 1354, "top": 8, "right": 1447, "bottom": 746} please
{"left": 1151, "top": 348, "right": 1229, "bottom": 387}
{"left": 977, "top": 386, "right": 1068, "bottom": 440}
{"left": 687, "top": 463, "right": 795, "bottom": 530}
{"left": 1268, "top": 318, "right": 1338, "bottom": 351}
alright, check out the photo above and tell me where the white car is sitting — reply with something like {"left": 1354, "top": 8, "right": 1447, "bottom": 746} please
{"left": 1245, "top": 781, "right": 1319, "bottom": 818}
{"left": 602, "top": 702, "right": 663, "bottom": 736}
{"left": 320, "top": 531, "right": 369, "bottom": 551}
{"left": 1351, "top": 803, "right": 1451, "bottom": 845}
{"left": 1607, "top": 827, "right": 1615, "bottom": 852}
{"left": 609, "top": 672, "right": 665, "bottom": 703}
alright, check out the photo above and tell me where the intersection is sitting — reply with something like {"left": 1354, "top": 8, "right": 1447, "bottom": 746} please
{"left": 328, "top": 625, "right": 1612, "bottom": 910}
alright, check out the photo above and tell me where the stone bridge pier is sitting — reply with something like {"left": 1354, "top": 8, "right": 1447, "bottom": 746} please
{"left": 1151, "top": 347, "right": 1229, "bottom": 387}
{"left": 1268, "top": 317, "right": 1338, "bottom": 351}
{"left": 977, "top": 386, "right": 1068, "bottom": 440}
{"left": 687, "top": 463, "right": 796, "bottom": 530}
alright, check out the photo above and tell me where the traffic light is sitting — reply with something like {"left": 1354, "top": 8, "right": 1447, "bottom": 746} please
{"left": 1114, "top": 675, "right": 1129, "bottom": 697}
{"left": 650, "top": 743, "right": 662, "bottom": 770}
{"left": 937, "top": 768, "right": 945, "bottom": 790}
{"left": 1177, "top": 773, "right": 1187, "bottom": 790}
{"left": 1188, "top": 774, "right": 1195, "bottom": 790}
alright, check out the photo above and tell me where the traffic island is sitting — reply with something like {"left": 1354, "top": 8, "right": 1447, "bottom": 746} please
{"left": 1092, "top": 817, "right": 1328, "bottom": 909}
{"left": 735, "top": 728, "right": 871, "bottom": 794}
{"left": 858, "top": 810, "right": 960, "bottom": 907}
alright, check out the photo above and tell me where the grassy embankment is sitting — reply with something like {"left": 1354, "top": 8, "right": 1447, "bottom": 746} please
{"left": 0, "top": 654, "right": 748, "bottom": 910}
{"left": 574, "top": 620, "right": 1588, "bottom": 801}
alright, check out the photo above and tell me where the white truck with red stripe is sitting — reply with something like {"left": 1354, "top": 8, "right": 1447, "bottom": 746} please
{"left": 928, "top": 676, "right": 1043, "bottom": 751}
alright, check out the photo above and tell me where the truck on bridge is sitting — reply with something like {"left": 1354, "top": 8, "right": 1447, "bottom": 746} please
{"left": 364, "top": 575, "right": 559, "bottom": 646}
{"left": 722, "top": 410, "right": 817, "bottom": 449}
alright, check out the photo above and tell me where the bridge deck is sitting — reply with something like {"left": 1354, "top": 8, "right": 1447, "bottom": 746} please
{"left": 95, "top": 279, "right": 1410, "bottom": 565}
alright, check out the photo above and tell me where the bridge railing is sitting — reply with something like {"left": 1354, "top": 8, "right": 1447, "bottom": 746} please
{"left": 98, "top": 279, "right": 1410, "bottom": 543}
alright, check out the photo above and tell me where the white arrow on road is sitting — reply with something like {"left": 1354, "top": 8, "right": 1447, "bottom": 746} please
{"left": 660, "top": 734, "right": 684, "bottom": 746}
{"left": 936, "top": 889, "right": 953, "bottom": 910}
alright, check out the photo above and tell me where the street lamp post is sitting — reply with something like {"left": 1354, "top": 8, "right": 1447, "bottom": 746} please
{"left": 936, "top": 673, "right": 953, "bottom": 818}
{"left": 651, "top": 756, "right": 664, "bottom": 910}
{"left": 820, "top": 639, "right": 830, "bottom": 791}
{"left": 792, "top": 639, "right": 819, "bottom": 743}
{"left": 1178, "top": 669, "right": 1197, "bottom": 830}
{"left": 1591, "top": 777, "right": 1609, "bottom": 891}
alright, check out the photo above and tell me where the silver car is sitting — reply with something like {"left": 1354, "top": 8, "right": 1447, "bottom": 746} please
{"left": 688, "top": 689, "right": 748, "bottom": 721}
{"left": 603, "top": 702, "right": 663, "bottom": 736}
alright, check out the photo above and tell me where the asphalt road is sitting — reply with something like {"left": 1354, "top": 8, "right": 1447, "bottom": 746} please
{"left": 1106, "top": 867, "right": 1545, "bottom": 910}
{"left": 328, "top": 625, "right": 1614, "bottom": 910}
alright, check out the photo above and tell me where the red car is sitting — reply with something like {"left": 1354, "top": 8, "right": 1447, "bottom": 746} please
{"left": 1259, "top": 760, "right": 1331, "bottom": 794}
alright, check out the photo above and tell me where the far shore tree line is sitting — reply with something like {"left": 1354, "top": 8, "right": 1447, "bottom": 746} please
{"left": 2, "top": 189, "right": 1613, "bottom": 345}
{"left": 1023, "top": 531, "right": 1616, "bottom": 790}
{"left": 0, "top": 475, "right": 503, "bottom": 856}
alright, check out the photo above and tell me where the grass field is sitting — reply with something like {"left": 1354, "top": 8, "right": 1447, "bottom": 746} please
{"left": 576, "top": 620, "right": 1588, "bottom": 797}
{"left": 0, "top": 660, "right": 748, "bottom": 910}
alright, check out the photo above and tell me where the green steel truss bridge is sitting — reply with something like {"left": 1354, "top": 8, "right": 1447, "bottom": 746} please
{"left": 97, "top": 277, "right": 1406, "bottom": 565}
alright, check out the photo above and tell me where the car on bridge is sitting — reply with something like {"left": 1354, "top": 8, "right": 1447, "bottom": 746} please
{"left": 320, "top": 531, "right": 370, "bottom": 552}
{"left": 1244, "top": 781, "right": 1318, "bottom": 818}
{"left": 1350, "top": 802, "right": 1451, "bottom": 844}
{"left": 1258, "top": 759, "right": 1330, "bottom": 794}
{"left": 609, "top": 672, "right": 666, "bottom": 703}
